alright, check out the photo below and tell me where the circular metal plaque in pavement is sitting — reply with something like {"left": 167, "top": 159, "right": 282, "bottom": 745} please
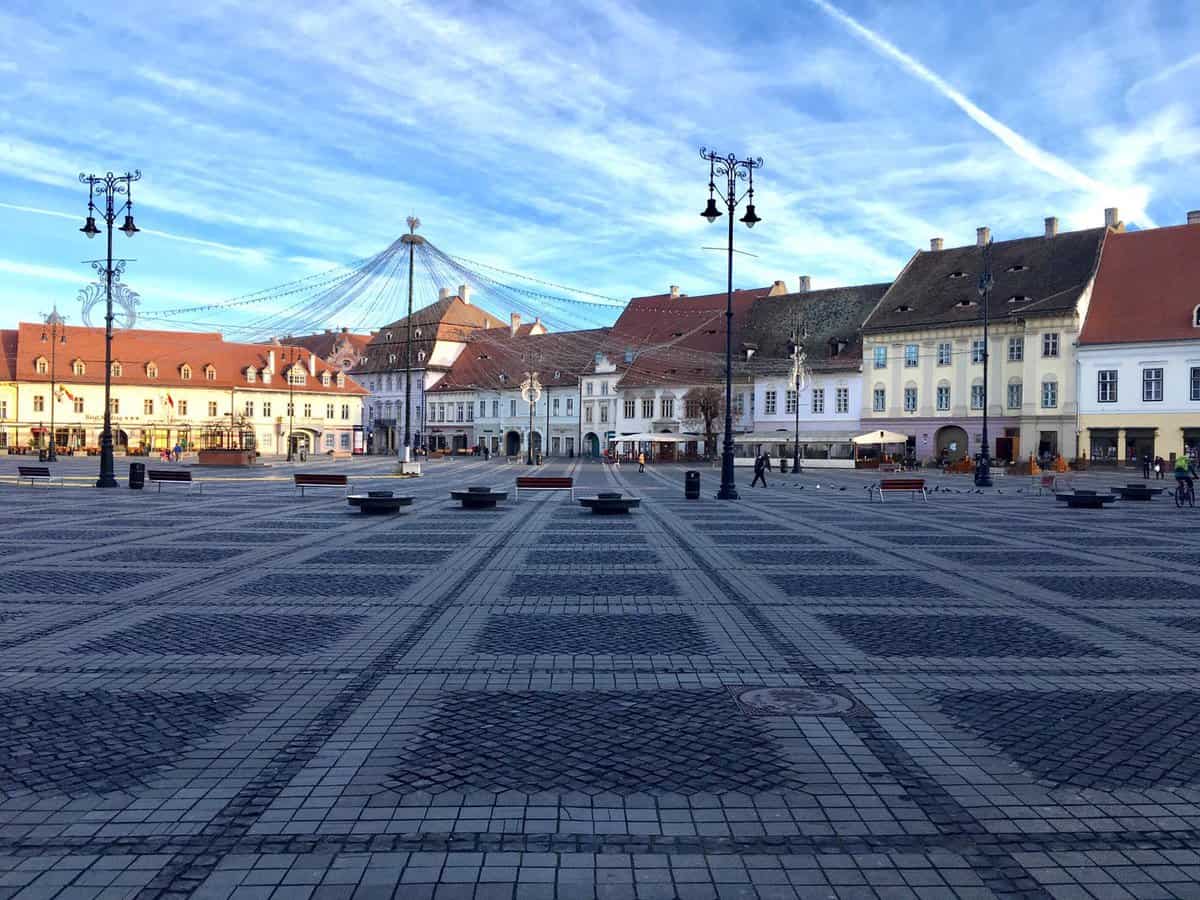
{"left": 736, "top": 687, "right": 856, "bottom": 716}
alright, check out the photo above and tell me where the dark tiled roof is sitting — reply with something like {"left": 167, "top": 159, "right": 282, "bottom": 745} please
{"left": 0, "top": 329, "right": 16, "bottom": 380}
{"left": 741, "top": 284, "right": 891, "bottom": 375}
{"left": 1080, "top": 224, "right": 1200, "bottom": 345}
{"left": 863, "top": 227, "right": 1108, "bottom": 334}
{"left": 353, "top": 297, "right": 505, "bottom": 375}
{"left": 610, "top": 287, "right": 771, "bottom": 353}
{"left": 430, "top": 328, "right": 611, "bottom": 392}
{"left": 280, "top": 329, "right": 373, "bottom": 359}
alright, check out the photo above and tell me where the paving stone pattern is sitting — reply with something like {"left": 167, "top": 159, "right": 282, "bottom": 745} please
{"left": 3, "top": 456, "right": 1200, "bottom": 899}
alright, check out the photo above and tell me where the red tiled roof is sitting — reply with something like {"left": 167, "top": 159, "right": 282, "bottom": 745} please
{"left": 0, "top": 329, "right": 17, "bottom": 380}
{"left": 354, "top": 296, "right": 506, "bottom": 374}
{"left": 11, "top": 323, "right": 367, "bottom": 394}
{"left": 610, "top": 287, "right": 771, "bottom": 354}
{"left": 1080, "top": 224, "right": 1200, "bottom": 345}
{"left": 430, "top": 328, "right": 611, "bottom": 392}
{"left": 280, "top": 328, "right": 373, "bottom": 359}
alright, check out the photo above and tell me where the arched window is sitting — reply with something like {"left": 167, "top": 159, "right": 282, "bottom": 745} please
{"left": 71, "top": 359, "right": 86, "bottom": 376}
{"left": 204, "top": 365, "right": 216, "bottom": 381}
{"left": 179, "top": 363, "right": 191, "bottom": 380}
{"left": 146, "top": 362, "right": 158, "bottom": 379}
{"left": 1194, "top": 304, "right": 1200, "bottom": 327}
{"left": 34, "top": 356, "right": 48, "bottom": 375}
{"left": 417, "top": 350, "right": 427, "bottom": 363}
{"left": 111, "top": 361, "right": 122, "bottom": 377}
{"left": 246, "top": 367, "right": 257, "bottom": 383}
{"left": 320, "top": 371, "right": 331, "bottom": 386}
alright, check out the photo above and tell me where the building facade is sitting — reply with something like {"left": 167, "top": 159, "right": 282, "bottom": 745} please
{"left": 861, "top": 214, "right": 1118, "bottom": 464}
{"left": 0, "top": 324, "right": 367, "bottom": 455}
{"left": 1077, "top": 215, "right": 1200, "bottom": 464}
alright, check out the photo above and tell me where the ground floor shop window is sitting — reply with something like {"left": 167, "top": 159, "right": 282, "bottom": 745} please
{"left": 1089, "top": 431, "right": 1118, "bottom": 462}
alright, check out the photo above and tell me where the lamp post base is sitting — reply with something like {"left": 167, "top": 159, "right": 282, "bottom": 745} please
{"left": 973, "top": 458, "right": 993, "bottom": 488}
{"left": 716, "top": 485, "right": 739, "bottom": 500}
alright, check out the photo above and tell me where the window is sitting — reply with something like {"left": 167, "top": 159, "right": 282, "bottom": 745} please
{"left": 111, "top": 362, "right": 122, "bottom": 377}
{"left": 466, "top": 404, "right": 473, "bottom": 422}
{"left": 936, "top": 342, "right": 951, "bottom": 366}
{"left": 492, "top": 400, "right": 499, "bottom": 418}
{"left": 261, "top": 402, "right": 270, "bottom": 417}
{"left": 456, "top": 403, "right": 464, "bottom": 422}
{"left": 872, "top": 387, "right": 886, "bottom": 412}
{"left": 811, "top": 388, "right": 824, "bottom": 414}
{"left": 584, "top": 406, "right": 593, "bottom": 424}
{"left": 324, "top": 433, "right": 335, "bottom": 449}
{"left": 904, "top": 344, "right": 918, "bottom": 367}
{"left": 835, "top": 387, "right": 849, "bottom": 414}
{"left": 509, "top": 399, "right": 517, "bottom": 417}
{"left": 971, "top": 339, "right": 986, "bottom": 364}
{"left": 903, "top": 387, "right": 917, "bottom": 413}
{"left": 642, "top": 398, "right": 654, "bottom": 418}
{"left": 71, "top": 359, "right": 85, "bottom": 376}
{"left": 0, "top": 400, "right": 6, "bottom": 419}
{"left": 936, "top": 385, "right": 951, "bottom": 411}
{"left": 599, "top": 404, "right": 608, "bottom": 424}
{"left": 764, "top": 390, "right": 777, "bottom": 415}
{"left": 320, "top": 371, "right": 330, "bottom": 386}
{"left": 1192, "top": 367, "right": 1200, "bottom": 402}
{"left": 180, "top": 364, "right": 191, "bottom": 380}
{"left": 685, "top": 399, "right": 699, "bottom": 418}
{"left": 110, "top": 398, "right": 119, "bottom": 414}
{"left": 1007, "top": 337, "right": 1023, "bottom": 362}
{"left": 1042, "top": 333, "right": 1060, "bottom": 357}
{"left": 873, "top": 346, "right": 887, "bottom": 369}
{"left": 246, "top": 368, "right": 257, "bottom": 383}
{"left": 146, "top": 363, "right": 158, "bottom": 379}
{"left": 34, "top": 357, "right": 48, "bottom": 375}
{"left": 480, "top": 400, "right": 486, "bottom": 417}
{"left": 288, "top": 367, "right": 306, "bottom": 386}
{"left": 1143, "top": 367, "right": 1163, "bottom": 402}
{"left": 144, "top": 399, "right": 154, "bottom": 415}
{"left": 970, "top": 384, "right": 984, "bottom": 410}
{"left": 785, "top": 390, "right": 797, "bottom": 414}
{"left": 336, "top": 372, "right": 345, "bottom": 387}
{"left": 585, "top": 382, "right": 593, "bottom": 395}
{"left": 303, "top": 403, "right": 312, "bottom": 418}
{"left": 33, "top": 395, "right": 45, "bottom": 412}
{"left": 1042, "top": 380, "right": 1058, "bottom": 408}
{"left": 624, "top": 399, "right": 635, "bottom": 418}
{"left": 326, "top": 403, "right": 335, "bottom": 419}
{"left": 437, "top": 403, "right": 445, "bottom": 422}
{"left": 286, "top": 402, "right": 294, "bottom": 417}
{"left": 553, "top": 398, "right": 560, "bottom": 416}
{"left": 245, "top": 401, "right": 255, "bottom": 417}
{"left": 340, "top": 433, "right": 351, "bottom": 449}
{"left": 600, "top": 382, "right": 608, "bottom": 396}
{"left": 734, "top": 393, "right": 745, "bottom": 416}
{"left": 207, "top": 401, "right": 218, "bottom": 416}
{"left": 1007, "top": 383, "right": 1022, "bottom": 410}
{"left": 178, "top": 400, "right": 188, "bottom": 415}
{"left": 342, "top": 404, "right": 349, "bottom": 420}
{"left": 661, "top": 398, "right": 674, "bottom": 418}
{"left": 1097, "top": 370, "right": 1118, "bottom": 403}
{"left": 566, "top": 398, "right": 574, "bottom": 415}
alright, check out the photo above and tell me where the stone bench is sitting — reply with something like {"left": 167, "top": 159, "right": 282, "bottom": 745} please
{"left": 578, "top": 491, "right": 641, "bottom": 515}
{"left": 347, "top": 491, "right": 414, "bottom": 514}
{"left": 450, "top": 486, "right": 508, "bottom": 509}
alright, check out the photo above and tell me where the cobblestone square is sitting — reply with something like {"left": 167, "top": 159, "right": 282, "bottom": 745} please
{"left": 3, "top": 455, "right": 1200, "bottom": 898}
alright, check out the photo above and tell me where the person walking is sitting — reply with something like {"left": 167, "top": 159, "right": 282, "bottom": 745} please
{"left": 751, "top": 453, "right": 768, "bottom": 488}
{"left": 638, "top": 451, "right": 646, "bottom": 473}
{"left": 1155, "top": 456, "right": 1166, "bottom": 480}
{"left": 1143, "top": 454, "right": 1152, "bottom": 479}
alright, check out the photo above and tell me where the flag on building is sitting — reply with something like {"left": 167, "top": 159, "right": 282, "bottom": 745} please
{"left": 166, "top": 393, "right": 175, "bottom": 409}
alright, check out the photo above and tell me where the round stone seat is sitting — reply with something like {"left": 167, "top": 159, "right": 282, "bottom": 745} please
{"left": 578, "top": 493, "right": 642, "bottom": 515}
{"left": 450, "top": 486, "right": 508, "bottom": 509}
{"left": 347, "top": 492, "right": 414, "bottom": 514}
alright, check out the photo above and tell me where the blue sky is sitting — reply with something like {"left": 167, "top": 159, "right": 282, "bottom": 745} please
{"left": 1, "top": 0, "right": 1198, "bottom": 333}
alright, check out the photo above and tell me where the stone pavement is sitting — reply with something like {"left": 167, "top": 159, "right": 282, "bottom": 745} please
{"left": 1, "top": 455, "right": 1200, "bottom": 899}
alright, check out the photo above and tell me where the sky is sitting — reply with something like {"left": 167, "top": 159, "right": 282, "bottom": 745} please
{"left": 0, "top": 0, "right": 1198, "bottom": 334}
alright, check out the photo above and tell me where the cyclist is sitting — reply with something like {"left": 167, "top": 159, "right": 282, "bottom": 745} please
{"left": 1175, "top": 454, "right": 1198, "bottom": 500}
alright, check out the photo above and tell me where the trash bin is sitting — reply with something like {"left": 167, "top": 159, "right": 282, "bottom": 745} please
{"left": 38, "top": 449, "right": 47, "bottom": 462}
{"left": 685, "top": 469, "right": 701, "bottom": 500}
{"left": 779, "top": 458, "right": 789, "bottom": 474}
{"left": 128, "top": 462, "right": 146, "bottom": 490}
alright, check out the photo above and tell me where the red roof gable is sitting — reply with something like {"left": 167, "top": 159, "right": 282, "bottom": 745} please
{"left": 1080, "top": 225, "right": 1200, "bottom": 345}
{"left": 610, "top": 287, "right": 771, "bottom": 354}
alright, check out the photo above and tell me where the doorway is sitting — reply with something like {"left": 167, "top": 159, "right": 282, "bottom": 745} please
{"left": 935, "top": 425, "right": 969, "bottom": 462}
{"left": 504, "top": 430, "right": 521, "bottom": 457}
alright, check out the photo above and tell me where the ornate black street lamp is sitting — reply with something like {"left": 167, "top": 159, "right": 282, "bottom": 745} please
{"left": 40, "top": 308, "right": 67, "bottom": 461}
{"left": 974, "top": 235, "right": 994, "bottom": 487}
{"left": 700, "top": 147, "right": 762, "bottom": 500}
{"left": 787, "top": 325, "right": 810, "bottom": 474}
{"left": 79, "top": 170, "right": 140, "bottom": 488}
{"left": 521, "top": 371, "right": 542, "bottom": 465}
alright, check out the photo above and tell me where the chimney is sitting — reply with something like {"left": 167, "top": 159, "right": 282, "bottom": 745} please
{"left": 438, "top": 287, "right": 451, "bottom": 300}
{"left": 459, "top": 283, "right": 472, "bottom": 304}
{"left": 976, "top": 226, "right": 990, "bottom": 247}
{"left": 930, "top": 238, "right": 944, "bottom": 252}
{"left": 1188, "top": 210, "right": 1200, "bottom": 226}
{"left": 1044, "top": 216, "right": 1059, "bottom": 238}
{"left": 267, "top": 349, "right": 276, "bottom": 373}
{"left": 669, "top": 285, "right": 680, "bottom": 299}
{"left": 341, "top": 326, "right": 348, "bottom": 333}
{"left": 533, "top": 316, "right": 542, "bottom": 328}
{"left": 510, "top": 312, "right": 521, "bottom": 336}
{"left": 1104, "top": 207, "right": 1120, "bottom": 228}
{"left": 307, "top": 353, "right": 317, "bottom": 377}
{"left": 797, "top": 275, "right": 811, "bottom": 293}
{"left": 769, "top": 280, "right": 788, "bottom": 296}
{"left": 324, "top": 328, "right": 332, "bottom": 334}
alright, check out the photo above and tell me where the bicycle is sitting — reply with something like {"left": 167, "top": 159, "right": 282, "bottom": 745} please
{"left": 1174, "top": 479, "right": 1196, "bottom": 508}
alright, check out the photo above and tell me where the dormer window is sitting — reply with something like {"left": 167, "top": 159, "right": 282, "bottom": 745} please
{"left": 246, "top": 367, "right": 257, "bottom": 383}
{"left": 336, "top": 372, "right": 346, "bottom": 388}
{"left": 34, "top": 356, "right": 48, "bottom": 375}
{"left": 553, "top": 370, "right": 561, "bottom": 379}
{"left": 111, "top": 362, "right": 122, "bottom": 377}
{"left": 417, "top": 350, "right": 427, "bottom": 363}
{"left": 954, "top": 298, "right": 977, "bottom": 308}
{"left": 146, "top": 362, "right": 158, "bottom": 379}
{"left": 287, "top": 366, "right": 306, "bottom": 386}
{"left": 1194, "top": 304, "right": 1200, "bottom": 328}
{"left": 179, "top": 364, "right": 192, "bottom": 380}
{"left": 829, "top": 339, "right": 848, "bottom": 357}
{"left": 671, "top": 332, "right": 683, "bottom": 338}
{"left": 414, "top": 328, "right": 422, "bottom": 338}
{"left": 1006, "top": 263, "right": 1028, "bottom": 272}
{"left": 498, "top": 373, "right": 508, "bottom": 383}
{"left": 1008, "top": 295, "right": 1032, "bottom": 305}
{"left": 948, "top": 271, "right": 967, "bottom": 279}
{"left": 204, "top": 365, "right": 216, "bottom": 381}
{"left": 320, "top": 371, "right": 331, "bottom": 386}
{"left": 70, "top": 359, "right": 86, "bottom": 376}
{"left": 385, "top": 331, "right": 392, "bottom": 341}
{"left": 388, "top": 353, "right": 397, "bottom": 364}
{"left": 894, "top": 304, "right": 914, "bottom": 312}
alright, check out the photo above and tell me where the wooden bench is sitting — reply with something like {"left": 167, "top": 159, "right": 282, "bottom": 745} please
{"left": 294, "top": 472, "right": 350, "bottom": 496}
{"left": 148, "top": 469, "right": 201, "bottom": 493}
{"left": 869, "top": 478, "right": 927, "bottom": 502}
{"left": 16, "top": 465, "right": 62, "bottom": 486}
{"left": 515, "top": 475, "right": 574, "bottom": 500}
